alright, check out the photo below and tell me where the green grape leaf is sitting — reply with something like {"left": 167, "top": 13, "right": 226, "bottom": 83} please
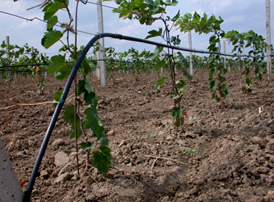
{"left": 48, "top": 55, "right": 65, "bottom": 75}
{"left": 84, "top": 108, "right": 104, "bottom": 138}
{"left": 171, "top": 10, "right": 180, "bottom": 21}
{"left": 42, "top": 30, "right": 63, "bottom": 49}
{"left": 53, "top": 89, "right": 63, "bottom": 105}
{"left": 210, "top": 80, "right": 216, "bottom": 90}
{"left": 43, "top": 0, "right": 68, "bottom": 20}
{"left": 172, "top": 107, "right": 184, "bottom": 127}
{"left": 175, "top": 80, "right": 187, "bottom": 95}
{"left": 63, "top": 105, "right": 75, "bottom": 123}
{"left": 84, "top": 77, "right": 93, "bottom": 94}
{"left": 155, "top": 77, "right": 166, "bottom": 92}
{"left": 92, "top": 144, "right": 114, "bottom": 176}
{"left": 221, "top": 84, "right": 229, "bottom": 97}
{"left": 219, "top": 75, "right": 226, "bottom": 83}
{"left": 84, "top": 93, "right": 97, "bottom": 106}
{"left": 64, "top": 105, "right": 82, "bottom": 139}
{"left": 55, "top": 65, "right": 71, "bottom": 80}
{"left": 164, "top": 0, "right": 178, "bottom": 6}
{"left": 152, "top": 46, "right": 164, "bottom": 59}
{"left": 246, "top": 77, "right": 252, "bottom": 86}
{"left": 98, "top": 135, "right": 109, "bottom": 146}
{"left": 171, "top": 92, "right": 181, "bottom": 102}
{"left": 81, "top": 142, "right": 94, "bottom": 151}
{"left": 81, "top": 57, "right": 92, "bottom": 75}
{"left": 78, "top": 77, "right": 94, "bottom": 95}
{"left": 154, "top": 60, "right": 166, "bottom": 71}
{"left": 145, "top": 28, "right": 163, "bottom": 39}
{"left": 78, "top": 77, "right": 97, "bottom": 105}
{"left": 1, "top": 41, "right": 6, "bottom": 48}
{"left": 177, "top": 52, "right": 190, "bottom": 68}
{"left": 172, "top": 106, "right": 182, "bottom": 118}
{"left": 171, "top": 35, "right": 181, "bottom": 45}
{"left": 47, "top": 15, "right": 58, "bottom": 30}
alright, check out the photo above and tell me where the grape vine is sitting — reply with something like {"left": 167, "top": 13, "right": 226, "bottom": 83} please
{"left": 26, "top": 0, "right": 113, "bottom": 176}
{"left": 0, "top": 41, "right": 47, "bottom": 93}
{"left": 112, "top": 0, "right": 191, "bottom": 127}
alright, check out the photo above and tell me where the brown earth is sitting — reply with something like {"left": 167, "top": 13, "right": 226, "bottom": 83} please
{"left": 0, "top": 70, "right": 273, "bottom": 202}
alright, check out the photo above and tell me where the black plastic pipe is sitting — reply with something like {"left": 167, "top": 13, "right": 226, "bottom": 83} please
{"left": 22, "top": 32, "right": 259, "bottom": 202}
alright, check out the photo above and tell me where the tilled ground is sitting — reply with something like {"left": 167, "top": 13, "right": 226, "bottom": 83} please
{"left": 0, "top": 70, "right": 273, "bottom": 202}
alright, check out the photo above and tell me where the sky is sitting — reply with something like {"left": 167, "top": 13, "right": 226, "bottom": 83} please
{"left": 0, "top": 0, "right": 273, "bottom": 57}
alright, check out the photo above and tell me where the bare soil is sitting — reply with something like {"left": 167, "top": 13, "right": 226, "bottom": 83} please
{"left": 0, "top": 70, "right": 273, "bottom": 202}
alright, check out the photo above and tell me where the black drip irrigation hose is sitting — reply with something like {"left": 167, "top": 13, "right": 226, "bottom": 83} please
{"left": 23, "top": 32, "right": 260, "bottom": 202}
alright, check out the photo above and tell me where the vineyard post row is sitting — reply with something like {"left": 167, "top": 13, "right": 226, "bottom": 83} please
{"left": 1, "top": 35, "right": 233, "bottom": 83}
{"left": 5, "top": 36, "right": 11, "bottom": 81}
{"left": 266, "top": 0, "right": 272, "bottom": 80}
{"left": 2, "top": 36, "right": 49, "bottom": 80}
{"left": 1, "top": 36, "right": 271, "bottom": 82}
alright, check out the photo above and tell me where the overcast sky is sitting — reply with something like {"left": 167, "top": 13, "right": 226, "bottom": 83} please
{"left": 0, "top": 0, "right": 273, "bottom": 57}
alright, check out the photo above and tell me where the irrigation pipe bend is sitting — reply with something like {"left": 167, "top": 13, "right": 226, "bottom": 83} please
{"left": 23, "top": 32, "right": 250, "bottom": 202}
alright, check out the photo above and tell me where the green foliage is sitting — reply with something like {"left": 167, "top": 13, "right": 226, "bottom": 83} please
{"left": 48, "top": 55, "right": 65, "bottom": 74}
{"left": 0, "top": 41, "right": 46, "bottom": 67}
{"left": 42, "top": 30, "right": 63, "bottom": 49}
{"left": 14, "top": 0, "right": 114, "bottom": 176}
{"left": 92, "top": 144, "right": 114, "bottom": 176}
{"left": 43, "top": 0, "right": 68, "bottom": 20}
{"left": 145, "top": 28, "right": 163, "bottom": 39}
{"left": 113, "top": 0, "right": 193, "bottom": 127}
{"left": 154, "top": 60, "right": 166, "bottom": 71}
{"left": 177, "top": 52, "right": 190, "bottom": 71}
{"left": 225, "top": 30, "right": 266, "bottom": 93}
{"left": 77, "top": 76, "right": 112, "bottom": 174}
{"left": 155, "top": 77, "right": 166, "bottom": 92}
{"left": 176, "top": 12, "right": 223, "bottom": 34}
{"left": 152, "top": 46, "right": 164, "bottom": 60}
{"left": 0, "top": 40, "right": 47, "bottom": 88}
{"left": 40, "top": 0, "right": 72, "bottom": 49}
{"left": 47, "top": 15, "right": 58, "bottom": 30}
{"left": 150, "top": 133, "right": 158, "bottom": 139}
{"left": 172, "top": 80, "right": 187, "bottom": 103}
{"left": 171, "top": 35, "right": 181, "bottom": 46}
{"left": 12, "top": 0, "right": 268, "bottom": 178}
{"left": 81, "top": 141, "right": 94, "bottom": 151}
{"left": 180, "top": 147, "right": 202, "bottom": 156}
{"left": 177, "top": 11, "right": 228, "bottom": 103}
{"left": 64, "top": 105, "right": 82, "bottom": 139}
{"left": 113, "top": 0, "right": 178, "bottom": 25}
{"left": 172, "top": 106, "right": 184, "bottom": 127}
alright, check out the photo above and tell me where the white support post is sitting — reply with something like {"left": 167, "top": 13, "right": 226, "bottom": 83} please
{"left": 43, "top": 53, "right": 48, "bottom": 81}
{"left": 223, "top": 40, "right": 228, "bottom": 70}
{"left": 31, "top": 47, "right": 36, "bottom": 78}
{"left": 95, "top": 51, "right": 101, "bottom": 79}
{"left": 6, "top": 36, "right": 12, "bottom": 81}
{"left": 266, "top": 0, "right": 272, "bottom": 80}
{"left": 97, "top": 0, "right": 107, "bottom": 86}
{"left": 188, "top": 31, "right": 193, "bottom": 76}
{"left": 160, "top": 67, "right": 164, "bottom": 75}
